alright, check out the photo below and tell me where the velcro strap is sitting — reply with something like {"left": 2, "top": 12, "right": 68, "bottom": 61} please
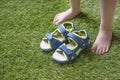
{"left": 45, "top": 33, "right": 53, "bottom": 40}
{"left": 59, "top": 44, "right": 76, "bottom": 61}
{"left": 58, "top": 24, "right": 69, "bottom": 37}
{"left": 45, "top": 33, "right": 62, "bottom": 49}
{"left": 67, "top": 32, "right": 85, "bottom": 45}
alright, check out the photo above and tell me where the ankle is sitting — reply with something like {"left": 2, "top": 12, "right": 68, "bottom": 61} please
{"left": 99, "top": 25, "right": 112, "bottom": 31}
{"left": 99, "top": 27, "right": 112, "bottom": 32}
{"left": 100, "top": 22, "right": 113, "bottom": 31}
{"left": 70, "top": 8, "right": 80, "bottom": 14}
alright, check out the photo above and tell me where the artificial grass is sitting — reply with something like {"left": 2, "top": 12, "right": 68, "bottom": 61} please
{"left": 0, "top": 0, "right": 120, "bottom": 80}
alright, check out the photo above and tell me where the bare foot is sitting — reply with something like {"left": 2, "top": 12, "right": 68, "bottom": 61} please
{"left": 91, "top": 28, "right": 112, "bottom": 54}
{"left": 53, "top": 8, "right": 80, "bottom": 25}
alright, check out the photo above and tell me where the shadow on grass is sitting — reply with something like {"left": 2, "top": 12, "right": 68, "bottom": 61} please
{"left": 111, "top": 32, "right": 120, "bottom": 47}
{"left": 112, "top": 33, "right": 120, "bottom": 42}
{"left": 75, "top": 12, "right": 99, "bottom": 29}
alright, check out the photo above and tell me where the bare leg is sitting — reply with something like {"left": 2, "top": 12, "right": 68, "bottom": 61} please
{"left": 53, "top": 0, "right": 80, "bottom": 25}
{"left": 91, "top": 0, "right": 117, "bottom": 54}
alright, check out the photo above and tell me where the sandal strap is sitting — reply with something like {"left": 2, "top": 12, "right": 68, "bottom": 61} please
{"left": 59, "top": 44, "right": 77, "bottom": 61}
{"left": 67, "top": 32, "right": 89, "bottom": 49}
{"left": 45, "top": 33, "right": 62, "bottom": 50}
{"left": 58, "top": 24, "right": 69, "bottom": 38}
{"left": 58, "top": 22, "right": 77, "bottom": 38}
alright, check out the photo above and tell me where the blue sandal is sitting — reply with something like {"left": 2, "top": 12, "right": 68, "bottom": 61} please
{"left": 40, "top": 22, "right": 76, "bottom": 51}
{"left": 52, "top": 29, "right": 90, "bottom": 63}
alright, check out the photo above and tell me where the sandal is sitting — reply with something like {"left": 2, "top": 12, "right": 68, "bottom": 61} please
{"left": 52, "top": 29, "right": 90, "bottom": 63}
{"left": 40, "top": 22, "right": 76, "bottom": 51}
